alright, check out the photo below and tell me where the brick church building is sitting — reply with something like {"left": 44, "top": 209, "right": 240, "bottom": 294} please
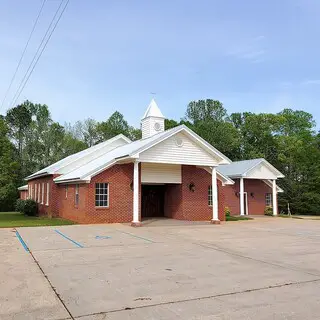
{"left": 19, "top": 100, "right": 284, "bottom": 225}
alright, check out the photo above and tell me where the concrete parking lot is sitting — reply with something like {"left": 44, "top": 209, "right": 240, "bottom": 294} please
{"left": 1, "top": 217, "right": 320, "bottom": 319}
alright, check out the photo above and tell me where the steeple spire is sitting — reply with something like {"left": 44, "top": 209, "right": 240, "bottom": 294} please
{"left": 142, "top": 98, "right": 164, "bottom": 120}
{"left": 141, "top": 99, "right": 165, "bottom": 138}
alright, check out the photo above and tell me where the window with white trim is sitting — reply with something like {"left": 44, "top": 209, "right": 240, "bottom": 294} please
{"left": 95, "top": 183, "right": 109, "bottom": 207}
{"left": 46, "top": 183, "right": 50, "bottom": 205}
{"left": 38, "top": 183, "right": 40, "bottom": 203}
{"left": 41, "top": 183, "right": 44, "bottom": 204}
{"left": 65, "top": 185, "right": 68, "bottom": 199}
{"left": 265, "top": 193, "right": 272, "bottom": 207}
{"left": 208, "top": 185, "right": 213, "bottom": 206}
{"left": 29, "top": 185, "right": 33, "bottom": 199}
{"left": 35, "top": 184, "right": 38, "bottom": 202}
{"left": 75, "top": 184, "right": 79, "bottom": 206}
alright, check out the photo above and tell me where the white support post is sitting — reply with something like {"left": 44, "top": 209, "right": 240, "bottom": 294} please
{"left": 240, "top": 177, "right": 245, "bottom": 216}
{"left": 211, "top": 167, "right": 220, "bottom": 224}
{"left": 132, "top": 161, "right": 141, "bottom": 226}
{"left": 272, "top": 179, "right": 278, "bottom": 216}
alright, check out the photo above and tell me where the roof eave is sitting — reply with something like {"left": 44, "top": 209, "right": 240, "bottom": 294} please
{"left": 25, "top": 172, "right": 52, "bottom": 181}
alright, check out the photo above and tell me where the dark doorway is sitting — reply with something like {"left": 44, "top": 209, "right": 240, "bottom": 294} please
{"left": 141, "top": 185, "right": 165, "bottom": 218}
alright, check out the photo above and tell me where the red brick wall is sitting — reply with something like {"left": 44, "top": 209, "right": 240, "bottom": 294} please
{"left": 19, "top": 190, "right": 28, "bottom": 200}
{"left": 222, "top": 179, "right": 274, "bottom": 215}
{"left": 164, "top": 166, "right": 225, "bottom": 221}
{"left": 58, "top": 183, "right": 88, "bottom": 223}
{"left": 85, "top": 163, "right": 136, "bottom": 223}
{"left": 27, "top": 175, "right": 60, "bottom": 217}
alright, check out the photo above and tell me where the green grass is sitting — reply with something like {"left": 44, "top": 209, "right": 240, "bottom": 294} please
{"left": 0, "top": 212, "right": 75, "bottom": 228}
{"left": 226, "top": 215, "right": 253, "bottom": 221}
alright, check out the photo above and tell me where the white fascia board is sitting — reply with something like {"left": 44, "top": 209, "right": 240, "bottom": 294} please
{"left": 201, "top": 166, "right": 235, "bottom": 186}
{"left": 18, "top": 185, "right": 28, "bottom": 190}
{"left": 54, "top": 178, "right": 89, "bottom": 184}
{"left": 244, "top": 159, "right": 285, "bottom": 178}
{"left": 217, "top": 172, "right": 235, "bottom": 185}
{"left": 262, "top": 179, "right": 284, "bottom": 193}
{"left": 25, "top": 172, "right": 51, "bottom": 181}
{"left": 130, "top": 125, "right": 231, "bottom": 165}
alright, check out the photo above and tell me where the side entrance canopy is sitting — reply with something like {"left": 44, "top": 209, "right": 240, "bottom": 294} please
{"left": 218, "top": 159, "right": 284, "bottom": 216}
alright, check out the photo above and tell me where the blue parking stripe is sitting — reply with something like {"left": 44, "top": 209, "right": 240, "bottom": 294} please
{"left": 15, "top": 230, "right": 29, "bottom": 252}
{"left": 115, "top": 229, "right": 155, "bottom": 243}
{"left": 54, "top": 229, "right": 84, "bottom": 248}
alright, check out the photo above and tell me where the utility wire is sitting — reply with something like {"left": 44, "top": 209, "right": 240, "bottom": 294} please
{"left": 10, "top": 0, "right": 69, "bottom": 108}
{"left": 0, "top": 0, "right": 47, "bottom": 110}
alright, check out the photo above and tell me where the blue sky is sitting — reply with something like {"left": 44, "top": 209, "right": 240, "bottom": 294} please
{"left": 1, "top": 0, "right": 320, "bottom": 128}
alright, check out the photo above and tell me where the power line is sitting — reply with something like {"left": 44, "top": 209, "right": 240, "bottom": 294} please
{"left": 0, "top": 0, "right": 47, "bottom": 110}
{"left": 10, "top": 0, "right": 70, "bottom": 108}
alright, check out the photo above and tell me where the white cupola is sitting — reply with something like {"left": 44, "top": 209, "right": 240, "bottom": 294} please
{"left": 141, "top": 99, "right": 165, "bottom": 139}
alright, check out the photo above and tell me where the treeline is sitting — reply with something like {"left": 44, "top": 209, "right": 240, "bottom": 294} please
{"left": 1, "top": 99, "right": 319, "bottom": 215}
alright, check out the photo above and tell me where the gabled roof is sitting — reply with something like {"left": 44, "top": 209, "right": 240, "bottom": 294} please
{"left": 54, "top": 125, "right": 232, "bottom": 183}
{"left": 142, "top": 99, "right": 164, "bottom": 119}
{"left": 18, "top": 185, "right": 28, "bottom": 191}
{"left": 26, "top": 134, "right": 131, "bottom": 181}
{"left": 217, "top": 158, "right": 284, "bottom": 179}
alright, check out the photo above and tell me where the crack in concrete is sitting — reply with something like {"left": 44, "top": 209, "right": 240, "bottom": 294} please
{"left": 195, "top": 241, "right": 320, "bottom": 277}
{"left": 74, "top": 278, "right": 320, "bottom": 319}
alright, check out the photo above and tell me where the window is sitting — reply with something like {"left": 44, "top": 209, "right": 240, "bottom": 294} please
{"left": 65, "top": 185, "right": 68, "bottom": 199}
{"left": 265, "top": 193, "right": 272, "bottom": 207}
{"left": 41, "top": 183, "right": 44, "bottom": 204}
{"left": 29, "top": 185, "right": 33, "bottom": 199}
{"left": 208, "top": 185, "right": 213, "bottom": 206}
{"left": 35, "top": 184, "right": 38, "bottom": 202}
{"left": 46, "top": 183, "right": 50, "bottom": 206}
{"left": 38, "top": 184, "right": 40, "bottom": 203}
{"left": 75, "top": 184, "right": 79, "bottom": 206}
{"left": 95, "top": 183, "right": 109, "bottom": 207}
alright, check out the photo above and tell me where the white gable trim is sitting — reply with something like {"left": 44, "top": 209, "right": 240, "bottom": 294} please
{"left": 262, "top": 179, "right": 284, "bottom": 193}
{"left": 244, "top": 159, "right": 284, "bottom": 179}
{"left": 131, "top": 125, "right": 231, "bottom": 164}
{"left": 201, "top": 166, "right": 235, "bottom": 186}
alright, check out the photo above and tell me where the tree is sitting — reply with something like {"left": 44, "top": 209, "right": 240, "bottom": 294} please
{"left": 0, "top": 118, "right": 19, "bottom": 210}
{"left": 5, "top": 101, "right": 32, "bottom": 158}
{"left": 186, "top": 99, "right": 228, "bottom": 124}
{"left": 97, "top": 111, "right": 137, "bottom": 141}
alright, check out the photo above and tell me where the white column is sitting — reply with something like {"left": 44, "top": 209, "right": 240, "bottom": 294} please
{"left": 211, "top": 167, "right": 219, "bottom": 222}
{"left": 132, "top": 161, "right": 140, "bottom": 224}
{"left": 272, "top": 179, "right": 278, "bottom": 216}
{"left": 240, "top": 177, "right": 245, "bottom": 216}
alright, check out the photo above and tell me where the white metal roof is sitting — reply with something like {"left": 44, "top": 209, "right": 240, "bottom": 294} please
{"left": 217, "top": 158, "right": 284, "bottom": 178}
{"left": 26, "top": 134, "right": 131, "bottom": 180}
{"left": 54, "top": 125, "right": 231, "bottom": 183}
{"left": 142, "top": 99, "right": 165, "bottom": 119}
{"left": 18, "top": 185, "right": 28, "bottom": 191}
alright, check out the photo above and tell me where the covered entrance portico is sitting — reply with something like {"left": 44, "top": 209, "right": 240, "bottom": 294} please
{"left": 131, "top": 161, "right": 234, "bottom": 226}
{"left": 218, "top": 159, "right": 284, "bottom": 216}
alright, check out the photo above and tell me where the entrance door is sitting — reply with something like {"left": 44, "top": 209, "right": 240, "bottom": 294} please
{"left": 141, "top": 185, "right": 165, "bottom": 218}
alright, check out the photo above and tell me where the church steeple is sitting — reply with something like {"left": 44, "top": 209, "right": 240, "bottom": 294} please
{"left": 141, "top": 99, "right": 165, "bottom": 139}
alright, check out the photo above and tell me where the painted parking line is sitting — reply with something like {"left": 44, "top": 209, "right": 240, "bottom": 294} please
{"left": 15, "top": 230, "right": 29, "bottom": 252}
{"left": 95, "top": 235, "right": 112, "bottom": 240}
{"left": 54, "top": 229, "right": 84, "bottom": 248}
{"left": 114, "top": 229, "right": 155, "bottom": 243}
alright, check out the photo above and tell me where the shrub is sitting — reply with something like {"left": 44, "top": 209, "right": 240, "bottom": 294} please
{"left": 23, "top": 199, "right": 38, "bottom": 216}
{"left": 264, "top": 206, "right": 273, "bottom": 216}
{"left": 15, "top": 199, "right": 26, "bottom": 213}
{"left": 224, "top": 206, "right": 231, "bottom": 217}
